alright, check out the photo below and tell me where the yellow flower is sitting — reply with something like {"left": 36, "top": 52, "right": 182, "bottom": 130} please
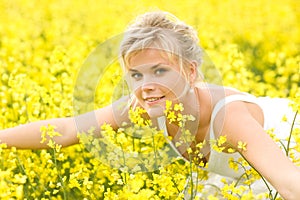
{"left": 228, "top": 157, "right": 239, "bottom": 171}
{"left": 187, "top": 147, "right": 193, "bottom": 154}
{"left": 129, "top": 106, "right": 151, "bottom": 126}
{"left": 196, "top": 140, "right": 206, "bottom": 149}
{"left": 281, "top": 114, "right": 288, "bottom": 122}
{"left": 208, "top": 195, "right": 219, "bottom": 200}
{"left": 228, "top": 148, "right": 236, "bottom": 153}
{"left": 174, "top": 103, "right": 184, "bottom": 112}
{"left": 210, "top": 139, "right": 225, "bottom": 153}
{"left": 40, "top": 124, "right": 62, "bottom": 145}
{"left": 1, "top": 0, "right": 299, "bottom": 199}
{"left": 217, "top": 135, "right": 227, "bottom": 146}
{"left": 175, "top": 141, "right": 182, "bottom": 147}
{"left": 237, "top": 141, "right": 247, "bottom": 151}
{"left": 167, "top": 111, "right": 176, "bottom": 123}
{"left": 165, "top": 100, "right": 172, "bottom": 114}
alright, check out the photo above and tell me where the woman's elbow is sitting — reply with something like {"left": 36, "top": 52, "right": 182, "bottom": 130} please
{"left": 54, "top": 118, "right": 79, "bottom": 148}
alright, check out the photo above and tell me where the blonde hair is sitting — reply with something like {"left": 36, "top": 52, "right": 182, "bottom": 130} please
{"left": 119, "top": 11, "right": 203, "bottom": 80}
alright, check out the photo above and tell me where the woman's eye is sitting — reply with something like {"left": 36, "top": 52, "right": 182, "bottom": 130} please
{"left": 154, "top": 68, "right": 167, "bottom": 75}
{"left": 131, "top": 73, "right": 142, "bottom": 79}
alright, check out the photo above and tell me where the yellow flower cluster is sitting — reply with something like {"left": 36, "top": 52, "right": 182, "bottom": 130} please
{"left": 0, "top": 0, "right": 299, "bottom": 199}
{"left": 165, "top": 100, "right": 195, "bottom": 128}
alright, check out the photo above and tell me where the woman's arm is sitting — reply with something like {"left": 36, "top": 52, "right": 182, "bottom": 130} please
{"left": 0, "top": 117, "right": 78, "bottom": 149}
{"left": 0, "top": 104, "right": 118, "bottom": 149}
{"left": 214, "top": 101, "right": 300, "bottom": 200}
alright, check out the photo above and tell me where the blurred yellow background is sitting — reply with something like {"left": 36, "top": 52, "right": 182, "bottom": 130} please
{"left": 0, "top": 0, "right": 299, "bottom": 199}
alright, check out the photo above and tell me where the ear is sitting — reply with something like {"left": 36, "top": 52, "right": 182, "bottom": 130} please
{"left": 188, "top": 61, "right": 198, "bottom": 86}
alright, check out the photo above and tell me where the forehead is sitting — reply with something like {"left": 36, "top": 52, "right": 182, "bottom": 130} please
{"left": 127, "top": 48, "right": 178, "bottom": 69}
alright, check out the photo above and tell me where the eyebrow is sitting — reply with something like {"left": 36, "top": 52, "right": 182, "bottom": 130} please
{"left": 128, "top": 63, "right": 162, "bottom": 72}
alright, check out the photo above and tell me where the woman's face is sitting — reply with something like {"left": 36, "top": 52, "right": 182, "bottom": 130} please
{"left": 126, "top": 48, "right": 191, "bottom": 118}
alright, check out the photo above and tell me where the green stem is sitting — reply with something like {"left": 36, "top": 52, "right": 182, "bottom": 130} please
{"left": 279, "top": 140, "right": 288, "bottom": 155}
{"left": 15, "top": 153, "right": 36, "bottom": 196}
{"left": 274, "top": 110, "right": 298, "bottom": 199}
{"left": 189, "top": 159, "right": 194, "bottom": 199}
{"left": 51, "top": 148, "right": 67, "bottom": 200}
{"left": 240, "top": 153, "right": 275, "bottom": 199}
{"left": 286, "top": 110, "right": 298, "bottom": 157}
{"left": 151, "top": 129, "right": 158, "bottom": 170}
{"left": 118, "top": 143, "right": 128, "bottom": 184}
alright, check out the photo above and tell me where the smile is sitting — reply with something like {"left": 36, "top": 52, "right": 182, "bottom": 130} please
{"left": 144, "top": 96, "right": 165, "bottom": 103}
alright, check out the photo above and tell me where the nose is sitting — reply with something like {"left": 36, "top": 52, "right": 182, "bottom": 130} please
{"left": 141, "top": 81, "right": 156, "bottom": 92}
{"left": 141, "top": 75, "right": 156, "bottom": 91}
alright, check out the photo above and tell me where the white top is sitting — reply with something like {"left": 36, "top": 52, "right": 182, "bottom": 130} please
{"left": 157, "top": 94, "right": 298, "bottom": 178}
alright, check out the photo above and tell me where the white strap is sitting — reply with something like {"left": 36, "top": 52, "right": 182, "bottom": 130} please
{"left": 157, "top": 116, "right": 167, "bottom": 137}
{"left": 210, "top": 94, "right": 257, "bottom": 139}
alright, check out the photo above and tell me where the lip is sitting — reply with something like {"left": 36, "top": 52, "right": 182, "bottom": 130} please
{"left": 144, "top": 96, "right": 165, "bottom": 106}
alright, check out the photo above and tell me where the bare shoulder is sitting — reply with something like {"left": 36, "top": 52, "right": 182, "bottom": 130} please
{"left": 195, "top": 83, "right": 244, "bottom": 106}
{"left": 195, "top": 84, "right": 265, "bottom": 145}
{"left": 213, "top": 99, "right": 263, "bottom": 146}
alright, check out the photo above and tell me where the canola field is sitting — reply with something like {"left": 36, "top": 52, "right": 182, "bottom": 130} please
{"left": 0, "top": 0, "right": 299, "bottom": 199}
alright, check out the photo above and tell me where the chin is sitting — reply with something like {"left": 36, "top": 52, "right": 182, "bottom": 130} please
{"left": 146, "top": 106, "right": 165, "bottom": 119}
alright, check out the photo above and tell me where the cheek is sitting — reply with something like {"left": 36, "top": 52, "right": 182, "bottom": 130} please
{"left": 131, "top": 82, "right": 143, "bottom": 92}
{"left": 160, "top": 74, "right": 190, "bottom": 96}
{"left": 124, "top": 75, "right": 140, "bottom": 93}
{"left": 133, "top": 88, "right": 143, "bottom": 99}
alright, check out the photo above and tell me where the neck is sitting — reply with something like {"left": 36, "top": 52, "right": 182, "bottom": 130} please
{"left": 172, "top": 88, "right": 202, "bottom": 131}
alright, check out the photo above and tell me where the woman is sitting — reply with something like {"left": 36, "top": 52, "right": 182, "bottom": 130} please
{"left": 1, "top": 11, "right": 300, "bottom": 199}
